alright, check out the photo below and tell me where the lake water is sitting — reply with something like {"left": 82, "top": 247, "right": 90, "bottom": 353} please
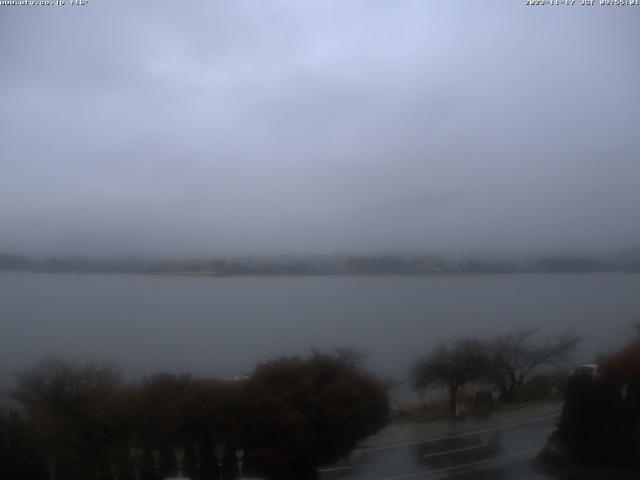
{"left": 1, "top": 272, "right": 639, "bottom": 393}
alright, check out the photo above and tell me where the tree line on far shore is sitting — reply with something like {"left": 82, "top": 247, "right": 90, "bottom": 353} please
{"left": 2, "top": 252, "right": 636, "bottom": 276}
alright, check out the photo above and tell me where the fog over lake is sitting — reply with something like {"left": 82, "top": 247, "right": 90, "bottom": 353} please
{"left": 3, "top": 4, "right": 640, "bottom": 396}
{"left": 2, "top": 271, "right": 638, "bottom": 393}
{"left": 2, "top": 3, "right": 640, "bottom": 259}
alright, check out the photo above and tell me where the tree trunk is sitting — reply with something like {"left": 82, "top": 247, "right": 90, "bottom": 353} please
{"left": 503, "top": 379, "right": 523, "bottom": 403}
{"left": 503, "top": 389, "right": 514, "bottom": 403}
{"left": 450, "top": 385, "right": 459, "bottom": 416}
{"left": 500, "top": 385, "right": 517, "bottom": 403}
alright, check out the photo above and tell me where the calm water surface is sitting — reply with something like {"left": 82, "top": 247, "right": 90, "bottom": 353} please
{"left": 1, "top": 272, "right": 639, "bottom": 391}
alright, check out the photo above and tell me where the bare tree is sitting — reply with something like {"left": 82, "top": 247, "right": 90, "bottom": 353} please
{"left": 332, "top": 346, "right": 371, "bottom": 368}
{"left": 488, "top": 326, "right": 580, "bottom": 403}
{"left": 411, "top": 339, "right": 490, "bottom": 415}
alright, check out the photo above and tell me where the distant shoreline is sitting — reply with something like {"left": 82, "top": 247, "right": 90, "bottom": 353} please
{"left": 2, "top": 252, "right": 639, "bottom": 277}
{"left": 2, "top": 269, "right": 639, "bottom": 278}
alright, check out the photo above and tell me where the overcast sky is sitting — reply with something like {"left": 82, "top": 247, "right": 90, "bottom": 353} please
{"left": 1, "top": 1, "right": 639, "bottom": 258}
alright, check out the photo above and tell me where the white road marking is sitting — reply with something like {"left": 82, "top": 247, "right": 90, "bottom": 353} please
{"left": 422, "top": 442, "right": 488, "bottom": 459}
{"left": 372, "top": 448, "right": 540, "bottom": 480}
{"left": 361, "top": 413, "right": 560, "bottom": 453}
{"left": 318, "top": 465, "right": 352, "bottom": 473}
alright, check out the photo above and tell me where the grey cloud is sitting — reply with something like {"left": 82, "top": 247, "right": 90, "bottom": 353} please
{"left": 1, "top": 0, "right": 639, "bottom": 257}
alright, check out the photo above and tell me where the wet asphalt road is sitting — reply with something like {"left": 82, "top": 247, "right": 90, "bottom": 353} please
{"left": 319, "top": 413, "right": 560, "bottom": 480}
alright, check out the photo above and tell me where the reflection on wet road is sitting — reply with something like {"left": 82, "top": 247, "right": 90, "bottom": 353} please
{"left": 319, "top": 414, "right": 560, "bottom": 480}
